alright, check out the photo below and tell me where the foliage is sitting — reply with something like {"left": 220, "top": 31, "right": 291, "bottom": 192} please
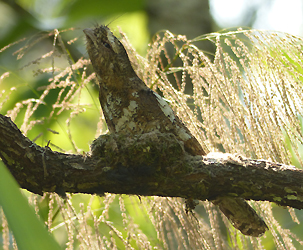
{"left": 1, "top": 25, "right": 303, "bottom": 249}
{"left": 0, "top": 161, "right": 61, "bottom": 250}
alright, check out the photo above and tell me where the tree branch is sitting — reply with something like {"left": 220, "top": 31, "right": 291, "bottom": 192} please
{"left": 0, "top": 114, "right": 302, "bottom": 210}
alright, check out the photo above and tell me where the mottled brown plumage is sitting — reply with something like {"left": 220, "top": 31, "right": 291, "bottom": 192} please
{"left": 83, "top": 25, "right": 268, "bottom": 237}
{"left": 83, "top": 25, "right": 205, "bottom": 156}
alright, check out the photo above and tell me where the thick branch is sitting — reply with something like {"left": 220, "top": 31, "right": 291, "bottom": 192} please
{"left": 0, "top": 114, "right": 302, "bottom": 209}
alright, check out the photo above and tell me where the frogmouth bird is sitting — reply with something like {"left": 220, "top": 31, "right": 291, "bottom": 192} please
{"left": 83, "top": 26, "right": 205, "bottom": 156}
{"left": 83, "top": 25, "right": 267, "bottom": 237}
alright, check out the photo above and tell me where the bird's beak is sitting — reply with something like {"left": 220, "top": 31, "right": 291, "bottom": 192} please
{"left": 83, "top": 28, "right": 96, "bottom": 43}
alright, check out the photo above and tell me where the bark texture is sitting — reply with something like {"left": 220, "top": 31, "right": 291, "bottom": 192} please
{"left": 0, "top": 113, "right": 302, "bottom": 210}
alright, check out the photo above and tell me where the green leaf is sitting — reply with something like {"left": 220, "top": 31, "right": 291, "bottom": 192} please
{"left": 0, "top": 162, "right": 61, "bottom": 250}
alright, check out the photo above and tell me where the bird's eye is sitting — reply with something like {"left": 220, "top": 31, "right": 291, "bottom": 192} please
{"left": 103, "top": 42, "right": 111, "bottom": 48}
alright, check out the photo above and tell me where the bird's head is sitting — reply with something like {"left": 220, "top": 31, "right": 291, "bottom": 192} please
{"left": 83, "top": 25, "right": 136, "bottom": 82}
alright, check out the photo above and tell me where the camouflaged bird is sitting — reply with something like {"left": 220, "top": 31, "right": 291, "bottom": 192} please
{"left": 83, "top": 25, "right": 268, "bottom": 237}
{"left": 83, "top": 26, "right": 205, "bottom": 156}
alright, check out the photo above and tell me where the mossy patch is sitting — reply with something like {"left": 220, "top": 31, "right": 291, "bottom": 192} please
{"left": 90, "top": 131, "right": 188, "bottom": 177}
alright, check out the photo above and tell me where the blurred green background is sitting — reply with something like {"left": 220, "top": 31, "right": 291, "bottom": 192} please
{"left": 1, "top": 0, "right": 302, "bottom": 151}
